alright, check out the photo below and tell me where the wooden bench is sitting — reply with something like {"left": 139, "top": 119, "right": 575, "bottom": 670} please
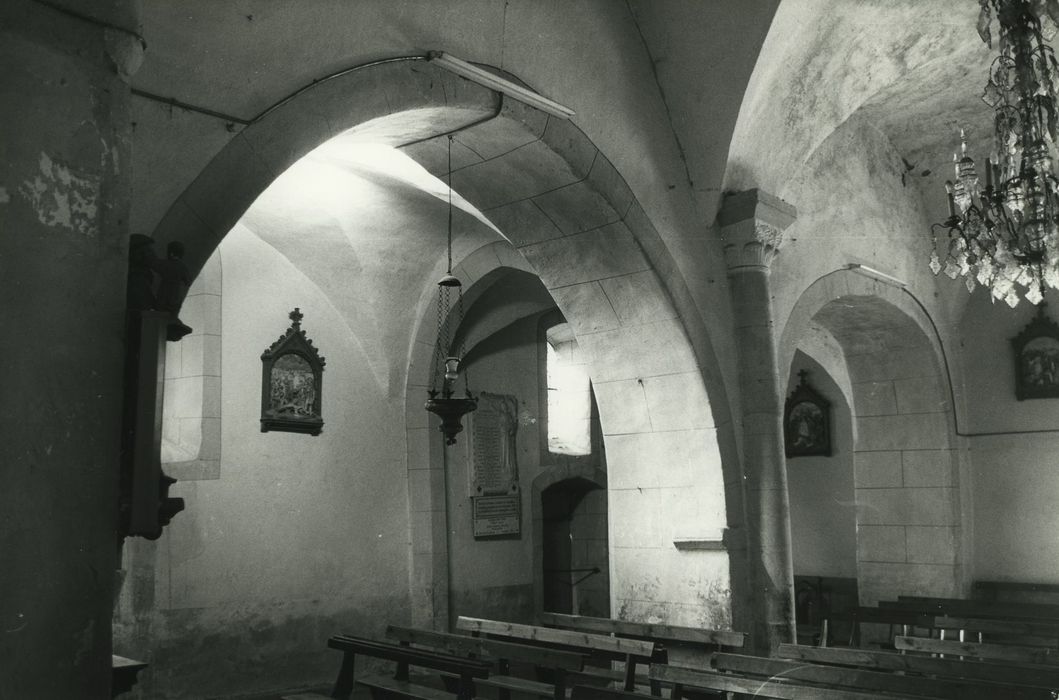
{"left": 893, "top": 634, "right": 1058, "bottom": 665}
{"left": 387, "top": 625, "right": 588, "bottom": 700}
{"left": 710, "top": 651, "right": 1031, "bottom": 699}
{"left": 827, "top": 606, "right": 937, "bottom": 647}
{"left": 934, "top": 615, "right": 1059, "bottom": 648}
{"left": 456, "top": 616, "right": 656, "bottom": 693}
{"left": 650, "top": 662, "right": 943, "bottom": 700}
{"left": 974, "top": 580, "right": 1059, "bottom": 603}
{"left": 882, "top": 596, "right": 1059, "bottom": 622}
{"left": 852, "top": 603, "right": 1059, "bottom": 647}
{"left": 777, "top": 643, "right": 1058, "bottom": 698}
{"left": 539, "top": 613, "right": 743, "bottom": 694}
{"left": 283, "top": 635, "right": 492, "bottom": 700}
{"left": 539, "top": 612, "right": 745, "bottom": 652}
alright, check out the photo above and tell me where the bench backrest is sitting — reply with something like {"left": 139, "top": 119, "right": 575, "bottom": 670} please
{"left": 711, "top": 651, "right": 1034, "bottom": 700}
{"left": 650, "top": 662, "right": 934, "bottom": 700}
{"left": 570, "top": 686, "right": 656, "bottom": 700}
{"left": 933, "top": 616, "right": 1059, "bottom": 647}
{"left": 539, "top": 612, "right": 744, "bottom": 648}
{"left": 456, "top": 617, "right": 656, "bottom": 659}
{"left": 893, "top": 634, "right": 1057, "bottom": 665}
{"left": 974, "top": 580, "right": 1059, "bottom": 602}
{"left": 884, "top": 597, "right": 1059, "bottom": 621}
{"left": 826, "top": 606, "right": 938, "bottom": 647}
{"left": 777, "top": 642, "right": 1059, "bottom": 691}
{"left": 386, "top": 625, "right": 587, "bottom": 670}
{"left": 839, "top": 606, "right": 936, "bottom": 627}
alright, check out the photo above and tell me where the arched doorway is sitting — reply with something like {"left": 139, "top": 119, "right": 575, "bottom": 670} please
{"left": 541, "top": 477, "right": 609, "bottom": 616}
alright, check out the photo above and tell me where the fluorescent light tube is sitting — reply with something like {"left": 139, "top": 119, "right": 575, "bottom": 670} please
{"left": 846, "top": 263, "right": 907, "bottom": 288}
{"left": 428, "top": 51, "right": 575, "bottom": 120}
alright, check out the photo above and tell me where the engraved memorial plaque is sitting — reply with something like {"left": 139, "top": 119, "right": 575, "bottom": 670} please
{"left": 469, "top": 392, "right": 519, "bottom": 496}
{"left": 473, "top": 494, "right": 521, "bottom": 538}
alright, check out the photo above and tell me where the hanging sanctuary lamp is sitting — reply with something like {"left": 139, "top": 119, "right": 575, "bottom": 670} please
{"left": 930, "top": 0, "right": 1059, "bottom": 306}
{"left": 425, "top": 136, "right": 477, "bottom": 445}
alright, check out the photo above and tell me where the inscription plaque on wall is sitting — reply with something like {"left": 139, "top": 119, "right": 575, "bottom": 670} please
{"left": 473, "top": 494, "right": 521, "bottom": 538}
{"left": 469, "top": 392, "right": 519, "bottom": 496}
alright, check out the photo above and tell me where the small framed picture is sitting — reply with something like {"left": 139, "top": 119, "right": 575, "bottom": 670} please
{"left": 784, "top": 370, "right": 831, "bottom": 458}
{"left": 1012, "top": 306, "right": 1059, "bottom": 400}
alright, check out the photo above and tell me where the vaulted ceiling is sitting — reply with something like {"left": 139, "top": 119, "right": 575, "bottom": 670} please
{"left": 131, "top": 1, "right": 1018, "bottom": 339}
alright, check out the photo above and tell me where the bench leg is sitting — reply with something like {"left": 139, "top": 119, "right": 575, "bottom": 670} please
{"left": 457, "top": 673, "right": 475, "bottom": 700}
{"left": 649, "top": 648, "right": 667, "bottom": 696}
{"left": 623, "top": 658, "right": 635, "bottom": 692}
{"left": 553, "top": 668, "right": 566, "bottom": 700}
{"left": 331, "top": 652, "right": 356, "bottom": 700}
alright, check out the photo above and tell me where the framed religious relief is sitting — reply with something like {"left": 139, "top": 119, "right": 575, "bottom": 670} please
{"left": 784, "top": 369, "right": 831, "bottom": 458}
{"left": 1012, "top": 305, "right": 1059, "bottom": 400}
{"left": 260, "top": 308, "right": 325, "bottom": 435}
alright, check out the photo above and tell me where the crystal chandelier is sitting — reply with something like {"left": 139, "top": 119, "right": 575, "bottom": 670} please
{"left": 424, "top": 136, "right": 477, "bottom": 445}
{"left": 930, "top": 0, "right": 1059, "bottom": 307}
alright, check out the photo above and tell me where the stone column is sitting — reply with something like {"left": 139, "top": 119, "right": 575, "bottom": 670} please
{"left": 718, "top": 189, "right": 797, "bottom": 653}
{"left": 0, "top": 1, "right": 142, "bottom": 697}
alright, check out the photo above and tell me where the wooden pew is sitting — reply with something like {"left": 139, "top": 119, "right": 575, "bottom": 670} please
{"left": 387, "top": 625, "right": 587, "bottom": 700}
{"left": 283, "top": 635, "right": 492, "bottom": 700}
{"left": 650, "top": 662, "right": 944, "bottom": 700}
{"left": 893, "top": 634, "right": 1057, "bottom": 665}
{"left": 456, "top": 616, "right": 656, "bottom": 693}
{"left": 974, "top": 580, "right": 1059, "bottom": 603}
{"left": 539, "top": 612, "right": 745, "bottom": 651}
{"left": 777, "top": 643, "right": 1058, "bottom": 697}
{"left": 710, "top": 651, "right": 1031, "bottom": 699}
{"left": 539, "top": 612, "right": 743, "bottom": 694}
{"left": 882, "top": 596, "right": 1059, "bottom": 622}
{"left": 853, "top": 602, "right": 1059, "bottom": 647}
{"left": 933, "top": 615, "right": 1059, "bottom": 648}
{"left": 827, "top": 606, "right": 937, "bottom": 647}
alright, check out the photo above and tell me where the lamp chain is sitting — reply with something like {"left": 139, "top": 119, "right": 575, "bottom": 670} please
{"left": 447, "top": 135, "right": 454, "bottom": 275}
{"left": 431, "top": 281, "right": 444, "bottom": 393}
{"left": 457, "top": 285, "right": 469, "bottom": 394}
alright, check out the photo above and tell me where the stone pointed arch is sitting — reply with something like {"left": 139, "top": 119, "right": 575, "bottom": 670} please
{"left": 780, "top": 269, "right": 967, "bottom": 608}
{"left": 148, "top": 57, "right": 741, "bottom": 631}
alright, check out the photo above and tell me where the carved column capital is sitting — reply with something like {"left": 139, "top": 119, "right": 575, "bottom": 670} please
{"left": 718, "top": 188, "right": 797, "bottom": 272}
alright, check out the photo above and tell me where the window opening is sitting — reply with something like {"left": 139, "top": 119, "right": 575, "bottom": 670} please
{"left": 545, "top": 323, "right": 591, "bottom": 456}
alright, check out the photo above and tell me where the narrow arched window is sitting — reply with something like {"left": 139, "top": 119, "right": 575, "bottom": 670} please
{"left": 544, "top": 322, "right": 591, "bottom": 456}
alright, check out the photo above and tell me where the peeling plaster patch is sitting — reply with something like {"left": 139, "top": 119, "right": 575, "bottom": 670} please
{"left": 100, "top": 137, "right": 121, "bottom": 175}
{"left": 19, "top": 153, "right": 100, "bottom": 236}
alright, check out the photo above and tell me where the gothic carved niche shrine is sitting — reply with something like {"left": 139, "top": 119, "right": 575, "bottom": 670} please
{"left": 783, "top": 369, "right": 831, "bottom": 458}
{"left": 260, "top": 308, "right": 326, "bottom": 435}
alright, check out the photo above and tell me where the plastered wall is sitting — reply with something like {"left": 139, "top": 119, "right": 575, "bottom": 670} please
{"left": 960, "top": 289, "right": 1059, "bottom": 583}
{"left": 785, "top": 354, "right": 856, "bottom": 580}
{"left": 123, "top": 225, "right": 413, "bottom": 698}
{"left": 445, "top": 313, "right": 545, "bottom": 623}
